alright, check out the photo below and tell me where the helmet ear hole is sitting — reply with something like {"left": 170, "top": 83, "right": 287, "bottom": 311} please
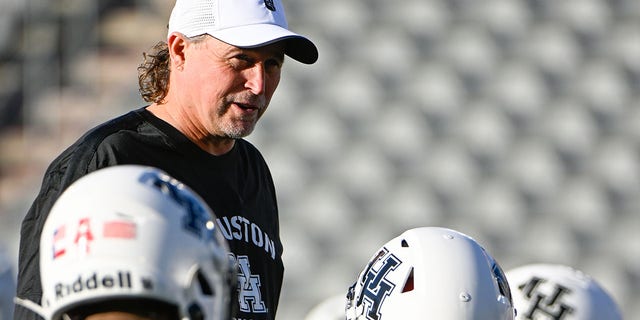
{"left": 196, "top": 269, "right": 214, "bottom": 296}
{"left": 187, "top": 302, "right": 205, "bottom": 320}
{"left": 401, "top": 239, "right": 409, "bottom": 247}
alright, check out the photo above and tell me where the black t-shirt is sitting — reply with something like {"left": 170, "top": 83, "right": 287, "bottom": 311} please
{"left": 15, "top": 107, "right": 283, "bottom": 320}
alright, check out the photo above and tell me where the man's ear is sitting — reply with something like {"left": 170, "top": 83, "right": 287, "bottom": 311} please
{"left": 167, "top": 32, "right": 187, "bottom": 69}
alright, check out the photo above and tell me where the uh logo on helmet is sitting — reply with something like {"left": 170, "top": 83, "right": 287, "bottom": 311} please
{"left": 506, "top": 264, "right": 623, "bottom": 320}
{"left": 347, "top": 248, "right": 403, "bottom": 320}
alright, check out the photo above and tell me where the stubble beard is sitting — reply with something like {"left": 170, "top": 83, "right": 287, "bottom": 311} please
{"left": 220, "top": 120, "right": 256, "bottom": 139}
{"left": 218, "top": 94, "right": 267, "bottom": 139}
{"left": 216, "top": 106, "right": 262, "bottom": 139}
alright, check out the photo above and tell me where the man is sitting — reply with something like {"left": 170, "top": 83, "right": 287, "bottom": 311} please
{"left": 506, "top": 263, "right": 623, "bottom": 320}
{"left": 15, "top": 165, "right": 235, "bottom": 320}
{"left": 345, "top": 227, "right": 516, "bottom": 320}
{"left": 15, "top": 0, "right": 318, "bottom": 319}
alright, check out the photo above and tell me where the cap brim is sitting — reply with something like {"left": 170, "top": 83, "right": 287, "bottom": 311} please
{"left": 208, "top": 24, "right": 318, "bottom": 64}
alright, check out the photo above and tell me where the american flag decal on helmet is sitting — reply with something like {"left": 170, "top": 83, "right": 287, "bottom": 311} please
{"left": 103, "top": 220, "right": 137, "bottom": 239}
{"left": 52, "top": 225, "right": 66, "bottom": 259}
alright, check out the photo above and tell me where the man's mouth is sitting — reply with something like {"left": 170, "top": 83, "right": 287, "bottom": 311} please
{"left": 235, "top": 102, "right": 259, "bottom": 111}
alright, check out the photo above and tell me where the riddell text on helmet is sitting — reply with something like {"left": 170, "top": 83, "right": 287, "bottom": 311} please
{"left": 54, "top": 271, "right": 148, "bottom": 299}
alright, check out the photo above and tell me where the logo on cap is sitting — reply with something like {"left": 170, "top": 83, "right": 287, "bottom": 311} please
{"left": 264, "top": 0, "right": 276, "bottom": 11}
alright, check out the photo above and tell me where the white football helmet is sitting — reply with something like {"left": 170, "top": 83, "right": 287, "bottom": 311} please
{"left": 506, "top": 264, "right": 622, "bottom": 320}
{"left": 346, "top": 227, "right": 515, "bottom": 320}
{"left": 304, "top": 293, "right": 347, "bottom": 320}
{"left": 16, "top": 165, "right": 235, "bottom": 320}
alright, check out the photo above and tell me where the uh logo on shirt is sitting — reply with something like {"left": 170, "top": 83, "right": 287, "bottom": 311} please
{"left": 229, "top": 253, "right": 268, "bottom": 315}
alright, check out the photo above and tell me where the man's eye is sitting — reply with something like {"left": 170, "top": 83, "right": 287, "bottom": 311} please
{"left": 232, "top": 55, "right": 252, "bottom": 67}
{"left": 236, "top": 54, "right": 251, "bottom": 62}
{"left": 265, "top": 59, "right": 282, "bottom": 71}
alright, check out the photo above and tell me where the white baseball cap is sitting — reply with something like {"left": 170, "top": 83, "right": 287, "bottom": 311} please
{"left": 168, "top": 0, "right": 318, "bottom": 64}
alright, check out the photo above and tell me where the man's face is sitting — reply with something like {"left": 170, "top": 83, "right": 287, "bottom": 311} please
{"left": 174, "top": 35, "right": 285, "bottom": 140}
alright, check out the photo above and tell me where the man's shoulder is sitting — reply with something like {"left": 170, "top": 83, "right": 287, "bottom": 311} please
{"left": 237, "top": 139, "right": 266, "bottom": 160}
{"left": 45, "top": 109, "right": 149, "bottom": 172}
{"left": 78, "top": 108, "right": 148, "bottom": 145}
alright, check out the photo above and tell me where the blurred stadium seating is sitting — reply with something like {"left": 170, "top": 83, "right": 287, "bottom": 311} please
{"left": 0, "top": 0, "right": 639, "bottom": 319}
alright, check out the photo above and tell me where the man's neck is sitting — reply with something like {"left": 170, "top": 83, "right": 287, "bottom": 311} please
{"left": 146, "top": 103, "right": 235, "bottom": 156}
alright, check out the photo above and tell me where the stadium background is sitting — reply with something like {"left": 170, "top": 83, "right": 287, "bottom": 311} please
{"left": 0, "top": 0, "right": 638, "bottom": 319}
